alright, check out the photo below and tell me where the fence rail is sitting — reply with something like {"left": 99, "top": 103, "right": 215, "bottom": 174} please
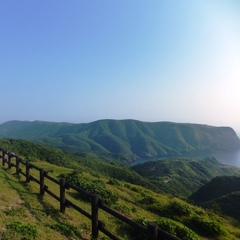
{"left": 0, "top": 148, "right": 180, "bottom": 240}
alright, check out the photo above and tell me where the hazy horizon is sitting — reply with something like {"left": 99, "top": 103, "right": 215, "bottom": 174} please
{"left": 1, "top": 1, "right": 240, "bottom": 132}
{"left": 1, "top": 118, "right": 240, "bottom": 134}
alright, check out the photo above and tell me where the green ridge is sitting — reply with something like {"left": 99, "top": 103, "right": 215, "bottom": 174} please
{"left": 0, "top": 120, "right": 239, "bottom": 162}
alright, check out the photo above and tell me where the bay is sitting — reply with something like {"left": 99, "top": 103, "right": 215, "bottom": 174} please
{"left": 212, "top": 150, "right": 240, "bottom": 167}
{"left": 131, "top": 149, "right": 240, "bottom": 168}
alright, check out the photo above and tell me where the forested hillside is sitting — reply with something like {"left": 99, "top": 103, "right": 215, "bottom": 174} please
{"left": 131, "top": 158, "right": 240, "bottom": 197}
{"left": 189, "top": 176, "right": 240, "bottom": 221}
{"left": 0, "top": 119, "right": 239, "bottom": 162}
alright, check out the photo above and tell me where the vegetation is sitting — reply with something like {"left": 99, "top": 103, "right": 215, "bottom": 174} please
{"left": 0, "top": 165, "right": 90, "bottom": 239}
{"left": 189, "top": 176, "right": 240, "bottom": 220}
{"left": 131, "top": 157, "right": 240, "bottom": 197}
{"left": 1, "top": 139, "right": 240, "bottom": 239}
{"left": 0, "top": 139, "right": 157, "bottom": 191}
{"left": 0, "top": 119, "right": 239, "bottom": 162}
{"left": 2, "top": 221, "right": 38, "bottom": 240}
{"left": 59, "top": 170, "right": 119, "bottom": 205}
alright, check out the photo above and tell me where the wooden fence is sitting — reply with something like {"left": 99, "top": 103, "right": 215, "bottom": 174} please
{"left": 0, "top": 148, "right": 180, "bottom": 240}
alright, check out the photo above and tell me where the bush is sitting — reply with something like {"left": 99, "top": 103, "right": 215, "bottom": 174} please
{"left": 124, "top": 217, "right": 149, "bottom": 240}
{"left": 139, "top": 194, "right": 158, "bottom": 205}
{"left": 142, "top": 200, "right": 192, "bottom": 219}
{"left": 123, "top": 217, "right": 199, "bottom": 240}
{"left": 157, "top": 218, "right": 200, "bottom": 240}
{"left": 61, "top": 171, "right": 119, "bottom": 205}
{"left": 1, "top": 221, "right": 38, "bottom": 240}
{"left": 108, "top": 178, "right": 121, "bottom": 186}
{"left": 190, "top": 215, "right": 227, "bottom": 238}
{"left": 114, "top": 203, "right": 131, "bottom": 216}
{"left": 167, "top": 201, "right": 192, "bottom": 216}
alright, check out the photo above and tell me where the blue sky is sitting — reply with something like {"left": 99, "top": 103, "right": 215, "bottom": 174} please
{"left": 0, "top": 1, "right": 240, "bottom": 132}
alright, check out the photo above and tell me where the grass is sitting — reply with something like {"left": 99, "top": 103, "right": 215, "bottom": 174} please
{"left": 0, "top": 165, "right": 90, "bottom": 239}
{"left": 1, "top": 159, "right": 240, "bottom": 240}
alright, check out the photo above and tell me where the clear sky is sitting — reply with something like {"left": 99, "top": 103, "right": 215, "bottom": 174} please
{"left": 0, "top": 0, "right": 240, "bottom": 132}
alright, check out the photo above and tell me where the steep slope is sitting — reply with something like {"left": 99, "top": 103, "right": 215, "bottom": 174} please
{"left": 189, "top": 176, "right": 240, "bottom": 220}
{"left": 131, "top": 158, "right": 240, "bottom": 197}
{"left": 0, "top": 138, "right": 157, "bottom": 191}
{"left": 189, "top": 175, "right": 240, "bottom": 204}
{"left": 0, "top": 119, "right": 239, "bottom": 162}
{"left": 1, "top": 142, "right": 240, "bottom": 239}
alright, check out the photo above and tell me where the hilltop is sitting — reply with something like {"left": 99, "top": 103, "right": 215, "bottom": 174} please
{"left": 0, "top": 119, "right": 239, "bottom": 163}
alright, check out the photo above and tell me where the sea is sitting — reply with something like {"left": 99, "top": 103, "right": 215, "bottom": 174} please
{"left": 212, "top": 150, "right": 240, "bottom": 167}
{"left": 131, "top": 149, "right": 240, "bottom": 168}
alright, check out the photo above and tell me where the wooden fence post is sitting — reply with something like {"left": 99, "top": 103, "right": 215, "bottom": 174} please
{"left": 91, "top": 194, "right": 99, "bottom": 238}
{"left": 60, "top": 178, "right": 66, "bottom": 214}
{"left": 1, "top": 150, "right": 5, "bottom": 167}
{"left": 16, "top": 157, "right": 20, "bottom": 175}
{"left": 8, "top": 153, "right": 11, "bottom": 169}
{"left": 148, "top": 222, "right": 158, "bottom": 240}
{"left": 26, "top": 161, "right": 31, "bottom": 182}
{"left": 40, "top": 168, "right": 45, "bottom": 195}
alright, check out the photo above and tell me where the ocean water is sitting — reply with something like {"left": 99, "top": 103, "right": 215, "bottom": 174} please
{"left": 132, "top": 149, "right": 240, "bottom": 168}
{"left": 212, "top": 150, "right": 240, "bottom": 167}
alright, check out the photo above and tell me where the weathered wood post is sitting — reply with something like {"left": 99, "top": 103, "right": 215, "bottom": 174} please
{"left": 60, "top": 178, "right": 66, "bottom": 213}
{"left": 91, "top": 194, "right": 99, "bottom": 238}
{"left": 16, "top": 156, "right": 20, "bottom": 175}
{"left": 1, "top": 150, "right": 5, "bottom": 167}
{"left": 26, "top": 161, "right": 31, "bottom": 182}
{"left": 40, "top": 168, "right": 45, "bottom": 195}
{"left": 8, "top": 153, "right": 11, "bottom": 169}
{"left": 148, "top": 222, "right": 158, "bottom": 240}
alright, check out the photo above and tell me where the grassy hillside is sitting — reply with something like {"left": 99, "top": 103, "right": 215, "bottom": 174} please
{"left": 1, "top": 156, "right": 240, "bottom": 239}
{"left": 131, "top": 158, "right": 240, "bottom": 197}
{"left": 0, "top": 120, "right": 239, "bottom": 162}
{"left": 2, "top": 138, "right": 240, "bottom": 199}
{"left": 0, "top": 164, "right": 90, "bottom": 239}
{"left": 0, "top": 139, "right": 158, "bottom": 192}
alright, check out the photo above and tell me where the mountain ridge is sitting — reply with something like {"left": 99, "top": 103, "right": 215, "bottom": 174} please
{"left": 0, "top": 119, "right": 239, "bottom": 162}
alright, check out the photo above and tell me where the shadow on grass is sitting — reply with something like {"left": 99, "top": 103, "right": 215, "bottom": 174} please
{"left": 1, "top": 167, "right": 88, "bottom": 240}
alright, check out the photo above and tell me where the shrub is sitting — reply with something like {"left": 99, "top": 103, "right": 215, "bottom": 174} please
{"left": 114, "top": 204, "right": 131, "bottom": 216}
{"left": 157, "top": 218, "right": 200, "bottom": 240}
{"left": 155, "top": 201, "right": 192, "bottom": 218}
{"left": 190, "top": 215, "right": 228, "bottom": 238}
{"left": 123, "top": 217, "right": 199, "bottom": 240}
{"left": 167, "top": 201, "right": 192, "bottom": 216}
{"left": 61, "top": 171, "right": 119, "bottom": 205}
{"left": 108, "top": 178, "right": 121, "bottom": 186}
{"left": 1, "top": 221, "right": 38, "bottom": 240}
{"left": 124, "top": 217, "right": 148, "bottom": 240}
{"left": 139, "top": 194, "right": 158, "bottom": 205}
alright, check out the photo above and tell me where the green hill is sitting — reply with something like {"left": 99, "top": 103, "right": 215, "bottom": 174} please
{"left": 189, "top": 176, "right": 240, "bottom": 221}
{"left": 131, "top": 158, "right": 240, "bottom": 197}
{"left": 0, "top": 139, "right": 157, "bottom": 192}
{"left": 1, "top": 140, "right": 240, "bottom": 239}
{"left": 0, "top": 120, "right": 239, "bottom": 163}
